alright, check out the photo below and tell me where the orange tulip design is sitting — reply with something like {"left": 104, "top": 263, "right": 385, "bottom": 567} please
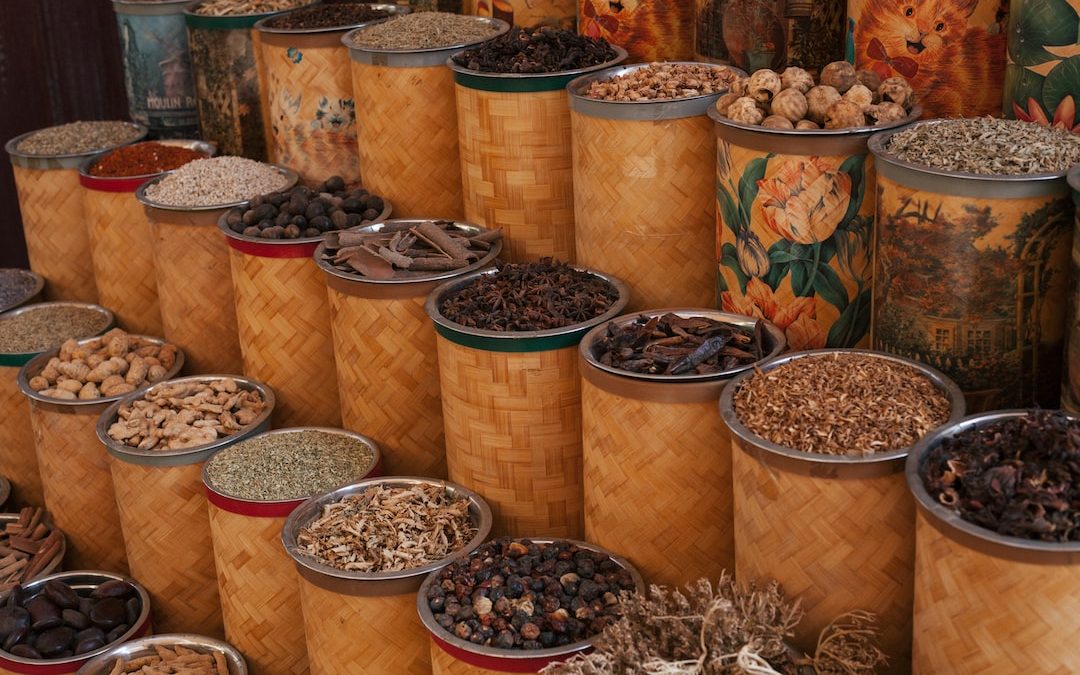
{"left": 755, "top": 157, "right": 852, "bottom": 245}
{"left": 722, "top": 278, "right": 827, "bottom": 350}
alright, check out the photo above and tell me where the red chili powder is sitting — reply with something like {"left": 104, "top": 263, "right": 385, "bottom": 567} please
{"left": 89, "top": 142, "right": 207, "bottom": 177}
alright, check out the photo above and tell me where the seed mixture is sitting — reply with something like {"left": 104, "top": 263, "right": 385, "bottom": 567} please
{"left": 0, "top": 305, "right": 110, "bottom": 355}
{"left": 585, "top": 63, "right": 738, "bottom": 102}
{"left": 261, "top": 4, "right": 390, "bottom": 30}
{"left": 0, "top": 507, "right": 63, "bottom": 593}
{"left": 0, "top": 270, "right": 39, "bottom": 309}
{"left": 223, "top": 176, "right": 386, "bottom": 240}
{"left": 143, "top": 157, "right": 289, "bottom": 207}
{"left": 427, "top": 538, "right": 638, "bottom": 650}
{"left": 195, "top": 0, "right": 308, "bottom": 15}
{"left": 921, "top": 410, "right": 1080, "bottom": 542}
{"left": 295, "top": 484, "right": 476, "bottom": 572}
{"left": 347, "top": 12, "right": 500, "bottom": 50}
{"left": 452, "top": 27, "right": 616, "bottom": 74}
{"left": 13, "top": 121, "right": 142, "bottom": 156}
{"left": 733, "top": 353, "right": 952, "bottom": 456}
{"left": 102, "top": 644, "right": 231, "bottom": 675}
{"left": 593, "top": 314, "right": 764, "bottom": 375}
{"left": 320, "top": 220, "right": 500, "bottom": 279}
{"left": 88, "top": 142, "right": 207, "bottom": 178}
{"left": 205, "top": 431, "right": 376, "bottom": 501}
{"left": 885, "top": 118, "right": 1080, "bottom": 175}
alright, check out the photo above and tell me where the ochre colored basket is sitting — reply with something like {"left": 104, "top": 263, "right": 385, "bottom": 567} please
{"left": 430, "top": 644, "right": 499, "bottom": 675}
{"left": 0, "top": 365, "right": 41, "bottom": 509}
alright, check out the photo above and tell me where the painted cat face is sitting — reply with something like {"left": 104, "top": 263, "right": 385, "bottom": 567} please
{"left": 873, "top": 0, "right": 978, "bottom": 58}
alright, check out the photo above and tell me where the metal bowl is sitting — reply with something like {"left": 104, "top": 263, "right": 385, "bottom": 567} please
{"left": 569, "top": 62, "right": 746, "bottom": 120}
{"left": 135, "top": 163, "right": 299, "bottom": 212}
{"left": 343, "top": 16, "right": 508, "bottom": 67}
{"left": 76, "top": 634, "right": 247, "bottom": 675}
{"left": 78, "top": 139, "right": 217, "bottom": 186}
{"left": 447, "top": 44, "right": 628, "bottom": 82}
{"left": 0, "top": 269, "right": 44, "bottom": 315}
{"left": 0, "top": 512, "right": 66, "bottom": 587}
{"left": 0, "top": 302, "right": 115, "bottom": 368}
{"left": 5, "top": 122, "right": 148, "bottom": 167}
{"left": 219, "top": 196, "right": 393, "bottom": 247}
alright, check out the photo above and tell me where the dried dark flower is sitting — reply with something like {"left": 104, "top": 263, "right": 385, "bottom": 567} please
{"left": 451, "top": 26, "right": 616, "bottom": 74}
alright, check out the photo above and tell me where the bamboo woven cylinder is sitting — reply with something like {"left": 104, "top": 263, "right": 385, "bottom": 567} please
{"left": 721, "top": 349, "right": 965, "bottom": 674}
{"left": 1067, "top": 166, "right": 1080, "bottom": 415}
{"left": 0, "top": 365, "right": 41, "bottom": 509}
{"left": 451, "top": 50, "right": 626, "bottom": 263}
{"left": 427, "top": 267, "right": 629, "bottom": 538}
{"left": 580, "top": 310, "right": 785, "bottom": 589}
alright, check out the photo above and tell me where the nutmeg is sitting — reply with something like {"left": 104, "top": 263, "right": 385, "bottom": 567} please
{"left": 866, "top": 101, "right": 908, "bottom": 124}
{"left": 726, "top": 96, "right": 765, "bottom": 125}
{"left": 855, "top": 69, "right": 883, "bottom": 94}
{"left": 824, "top": 100, "right": 866, "bottom": 129}
{"left": 747, "top": 69, "right": 782, "bottom": 105}
{"left": 729, "top": 77, "right": 749, "bottom": 97}
{"left": 771, "top": 88, "right": 809, "bottom": 123}
{"left": 805, "top": 85, "right": 841, "bottom": 125}
{"left": 714, "top": 92, "right": 740, "bottom": 116}
{"left": 843, "top": 84, "right": 874, "bottom": 110}
{"left": 795, "top": 119, "right": 821, "bottom": 130}
{"left": 762, "top": 115, "right": 795, "bottom": 129}
{"left": 780, "top": 66, "right": 815, "bottom": 94}
{"left": 879, "top": 77, "right": 916, "bottom": 108}
{"left": 820, "top": 61, "right": 858, "bottom": 94}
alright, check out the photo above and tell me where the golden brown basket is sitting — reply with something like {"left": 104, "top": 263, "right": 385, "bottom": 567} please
{"left": 0, "top": 365, "right": 41, "bottom": 509}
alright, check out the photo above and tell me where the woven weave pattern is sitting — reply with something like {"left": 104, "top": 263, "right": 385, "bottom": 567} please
{"left": 329, "top": 287, "right": 446, "bottom": 478}
{"left": 30, "top": 405, "right": 128, "bottom": 574}
{"left": 912, "top": 512, "right": 1080, "bottom": 673}
{"left": 438, "top": 335, "right": 584, "bottom": 537}
{"left": 84, "top": 188, "right": 163, "bottom": 336}
{"left": 148, "top": 210, "right": 243, "bottom": 375}
{"left": 430, "top": 643, "right": 503, "bottom": 674}
{"left": 230, "top": 250, "right": 340, "bottom": 428}
{"left": 111, "top": 459, "right": 222, "bottom": 637}
{"left": 11, "top": 165, "right": 97, "bottom": 302}
{"left": 582, "top": 380, "right": 734, "bottom": 588}
{"left": 209, "top": 505, "right": 308, "bottom": 675}
{"left": 732, "top": 438, "right": 915, "bottom": 673}
{"left": 573, "top": 113, "right": 716, "bottom": 311}
{"left": 353, "top": 62, "right": 464, "bottom": 219}
{"left": 299, "top": 577, "right": 431, "bottom": 675}
{"left": 0, "top": 366, "right": 42, "bottom": 508}
{"left": 456, "top": 85, "right": 576, "bottom": 262}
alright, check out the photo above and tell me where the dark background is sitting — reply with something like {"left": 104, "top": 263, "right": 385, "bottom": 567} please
{"left": 0, "top": 0, "right": 129, "bottom": 267}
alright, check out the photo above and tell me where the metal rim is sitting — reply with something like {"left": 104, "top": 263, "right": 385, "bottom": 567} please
{"left": 906, "top": 409, "right": 1080, "bottom": 557}
{"left": 708, "top": 103, "right": 922, "bottom": 137}
{"left": 719, "top": 348, "right": 966, "bottom": 466}
{"left": 568, "top": 61, "right": 744, "bottom": 106}
{"left": 5, "top": 122, "right": 148, "bottom": 162}
{"left": 0, "top": 570, "right": 152, "bottom": 668}
{"left": 314, "top": 219, "right": 502, "bottom": 285}
{"left": 219, "top": 199, "right": 393, "bottom": 246}
{"left": 343, "top": 16, "right": 508, "bottom": 56}
{"left": 75, "top": 633, "right": 247, "bottom": 675}
{"left": 579, "top": 309, "right": 785, "bottom": 383}
{"left": 78, "top": 140, "right": 217, "bottom": 182}
{"left": 447, "top": 44, "right": 628, "bottom": 80}
{"left": 254, "top": 3, "right": 407, "bottom": 34}
{"left": 0, "top": 269, "right": 44, "bottom": 315}
{"left": 135, "top": 163, "right": 298, "bottom": 211}
{"left": 95, "top": 374, "right": 276, "bottom": 462}
{"left": 416, "top": 538, "right": 646, "bottom": 663}
{"left": 0, "top": 513, "right": 65, "bottom": 584}
{"left": 201, "top": 427, "right": 382, "bottom": 506}
{"left": 0, "top": 303, "right": 114, "bottom": 362}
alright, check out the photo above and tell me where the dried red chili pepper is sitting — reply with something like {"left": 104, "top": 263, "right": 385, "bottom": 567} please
{"left": 88, "top": 142, "right": 207, "bottom": 178}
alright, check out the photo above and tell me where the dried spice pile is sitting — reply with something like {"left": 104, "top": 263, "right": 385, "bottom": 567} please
{"left": 440, "top": 259, "right": 618, "bottom": 332}
{"left": 0, "top": 508, "right": 63, "bottom": 593}
{"left": 296, "top": 484, "right": 476, "bottom": 572}
{"left": 102, "top": 644, "right": 231, "bottom": 674}
{"left": 544, "top": 575, "right": 886, "bottom": 675}
{"left": 195, "top": 0, "right": 308, "bottom": 15}
{"left": 733, "top": 353, "right": 951, "bottom": 456}
{"left": 14, "top": 121, "right": 142, "bottom": 156}
{"left": 593, "top": 314, "right": 764, "bottom": 376}
{"left": 224, "top": 177, "right": 386, "bottom": 240}
{"left": 0, "top": 305, "right": 111, "bottom": 355}
{"left": 205, "top": 431, "right": 376, "bottom": 501}
{"left": 920, "top": 410, "right": 1080, "bottom": 542}
{"left": 143, "top": 157, "right": 289, "bottom": 207}
{"left": 452, "top": 27, "right": 616, "bottom": 74}
{"left": 262, "top": 4, "right": 390, "bottom": 29}
{"left": 347, "top": 12, "right": 501, "bottom": 50}
{"left": 885, "top": 118, "right": 1080, "bottom": 175}
{"left": 427, "top": 538, "right": 637, "bottom": 650}
{"left": 586, "top": 63, "right": 738, "bottom": 102}
{"left": 321, "top": 221, "right": 500, "bottom": 279}
{"left": 0, "top": 270, "right": 38, "bottom": 309}
{"left": 88, "top": 142, "right": 207, "bottom": 178}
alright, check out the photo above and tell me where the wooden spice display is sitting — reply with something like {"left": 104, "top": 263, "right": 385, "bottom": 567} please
{"left": 0, "top": 509, "right": 65, "bottom": 593}
{"left": 577, "top": 0, "right": 695, "bottom": 62}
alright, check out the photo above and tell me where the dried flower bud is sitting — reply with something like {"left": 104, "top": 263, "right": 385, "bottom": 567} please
{"left": 770, "top": 88, "right": 808, "bottom": 123}
{"left": 820, "top": 61, "right": 858, "bottom": 93}
{"left": 780, "top": 66, "right": 814, "bottom": 93}
{"left": 805, "top": 85, "right": 841, "bottom": 125}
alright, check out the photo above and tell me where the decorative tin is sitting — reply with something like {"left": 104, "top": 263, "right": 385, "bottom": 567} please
{"left": 1003, "top": 0, "right": 1080, "bottom": 130}
{"left": 475, "top": 0, "right": 576, "bottom": 29}
{"left": 578, "top": 0, "right": 695, "bottom": 61}
{"left": 1065, "top": 165, "right": 1080, "bottom": 414}
{"left": 869, "top": 121, "right": 1074, "bottom": 412}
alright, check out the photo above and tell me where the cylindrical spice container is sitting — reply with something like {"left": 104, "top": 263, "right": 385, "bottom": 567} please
{"left": 869, "top": 120, "right": 1075, "bottom": 412}
{"left": 720, "top": 349, "right": 965, "bottom": 673}
{"left": 907, "top": 410, "right": 1080, "bottom": 672}
{"left": 136, "top": 164, "right": 298, "bottom": 375}
{"left": 202, "top": 428, "right": 380, "bottom": 675}
{"left": 1003, "top": 0, "right": 1080, "bottom": 127}
{"left": 711, "top": 107, "right": 919, "bottom": 350}
{"left": 317, "top": 219, "right": 501, "bottom": 478}
{"left": 75, "top": 634, "right": 248, "bottom": 675}
{"left": 97, "top": 374, "right": 273, "bottom": 637}
{"left": 419, "top": 538, "right": 645, "bottom": 674}
{"left": 577, "top": 0, "right": 694, "bottom": 61}
{"left": 283, "top": 477, "right": 493, "bottom": 675}
{"left": 343, "top": 17, "right": 507, "bottom": 220}
{"left": 569, "top": 63, "right": 740, "bottom": 310}
{"left": 426, "top": 265, "right": 630, "bottom": 537}
{"left": 450, "top": 46, "right": 627, "bottom": 262}
{"left": 0, "top": 570, "right": 152, "bottom": 675}
{"left": 18, "top": 331, "right": 178, "bottom": 574}
{"left": 255, "top": 4, "right": 409, "bottom": 184}
{"left": 580, "top": 310, "right": 785, "bottom": 588}
{"left": 113, "top": 0, "right": 200, "bottom": 138}
{"left": 847, "top": 0, "right": 1006, "bottom": 117}
{"left": 5, "top": 123, "right": 147, "bottom": 303}
{"left": 79, "top": 140, "right": 214, "bottom": 337}
{"left": 1065, "top": 165, "right": 1080, "bottom": 414}
{"left": 473, "top": 0, "right": 575, "bottom": 29}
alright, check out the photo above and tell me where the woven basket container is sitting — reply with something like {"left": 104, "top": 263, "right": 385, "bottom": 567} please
{"left": 1066, "top": 166, "right": 1080, "bottom": 415}
{"left": 97, "top": 374, "right": 273, "bottom": 638}
{"left": 451, "top": 48, "right": 626, "bottom": 263}
{"left": 136, "top": 166, "right": 298, "bottom": 375}
{"left": 710, "top": 107, "right": 919, "bottom": 352}
{"left": 5, "top": 124, "right": 147, "bottom": 303}
{"left": 569, "top": 63, "right": 740, "bottom": 311}
{"left": 317, "top": 219, "right": 502, "bottom": 478}
{"left": 78, "top": 140, "right": 214, "bottom": 337}
{"left": 580, "top": 310, "right": 785, "bottom": 589}
{"left": 869, "top": 122, "right": 1074, "bottom": 412}
{"left": 0, "top": 571, "right": 151, "bottom": 675}
{"left": 203, "top": 427, "right": 380, "bottom": 675}
{"left": 419, "top": 539, "right": 645, "bottom": 674}
{"left": 720, "top": 349, "right": 965, "bottom": 674}
{"left": 255, "top": 5, "right": 408, "bottom": 185}
{"left": 75, "top": 634, "right": 248, "bottom": 675}
{"left": 577, "top": 0, "right": 694, "bottom": 61}
{"left": 343, "top": 18, "right": 506, "bottom": 220}
{"left": 283, "top": 477, "right": 493, "bottom": 675}
{"left": 907, "top": 409, "right": 1080, "bottom": 672}
{"left": 426, "top": 267, "right": 630, "bottom": 538}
